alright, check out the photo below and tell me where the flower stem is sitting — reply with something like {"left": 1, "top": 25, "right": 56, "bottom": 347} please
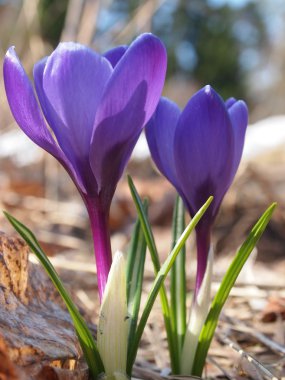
{"left": 180, "top": 247, "right": 213, "bottom": 375}
{"left": 85, "top": 196, "right": 112, "bottom": 301}
{"left": 195, "top": 224, "right": 211, "bottom": 297}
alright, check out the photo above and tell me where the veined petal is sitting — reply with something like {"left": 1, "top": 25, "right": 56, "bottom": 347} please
{"left": 145, "top": 97, "right": 180, "bottom": 188}
{"left": 34, "top": 57, "right": 70, "bottom": 152}
{"left": 228, "top": 100, "right": 248, "bottom": 175}
{"left": 174, "top": 85, "right": 235, "bottom": 219}
{"left": 90, "top": 83, "right": 147, "bottom": 206}
{"left": 42, "top": 42, "right": 113, "bottom": 159}
{"left": 34, "top": 57, "right": 96, "bottom": 195}
{"left": 95, "top": 34, "right": 166, "bottom": 127}
{"left": 3, "top": 48, "right": 67, "bottom": 167}
{"left": 103, "top": 45, "right": 128, "bottom": 68}
{"left": 91, "top": 33, "right": 167, "bottom": 194}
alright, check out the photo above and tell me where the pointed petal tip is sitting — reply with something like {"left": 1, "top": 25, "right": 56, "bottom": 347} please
{"left": 235, "top": 99, "right": 248, "bottom": 111}
{"left": 136, "top": 32, "right": 160, "bottom": 41}
{"left": 6, "top": 46, "right": 15, "bottom": 54}
{"left": 229, "top": 99, "right": 248, "bottom": 121}
{"left": 5, "top": 46, "right": 18, "bottom": 63}
{"left": 204, "top": 84, "right": 213, "bottom": 94}
{"left": 225, "top": 97, "right": 237, "bottom": 109}
{"left": 53, "top": 41, "right": 105, "bottom": 59}
{"left": 188, "top": 85, "right": 225, "bottom": 110}
{"left": 159, "top": 96, "right": 181, "bottom": 112}
{"left": 134, "top": 32, "right": 167, "bottom": 58}
{"left": 202, "top": 84, "right": 220, "bottom": 99}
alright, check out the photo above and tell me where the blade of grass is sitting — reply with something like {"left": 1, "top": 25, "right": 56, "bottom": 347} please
{"left": 192, "top": 203, "right": 276, "bottom": 377}
{"left": 171, "top": 195, "right": 186, "bottom": 360}
{"left": 4, "top": 211, "right": 104, "bottom": 379}
{"left": 126, "top": 201, "right": 147, "bottom": 361}
{"left": 126, "top": 196, "right": 213, "bottom": 374}
{"left": 127, "top": 175, "right": 179, "bottom": 372}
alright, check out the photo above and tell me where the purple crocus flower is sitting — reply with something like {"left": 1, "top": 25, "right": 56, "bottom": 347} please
{"left": 4, "top": 33, "right": 167, "bottom": 300}
{"left": 146, "top": 85, "right": 248, "bottom": 294}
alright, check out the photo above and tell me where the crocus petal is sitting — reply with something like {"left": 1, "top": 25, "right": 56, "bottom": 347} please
{"left": 33, "top": 57, "right": 96, "bottom": 194}
{"left": 3, "top": 48, "right": 67, "bottom": 167}
{"left": 174, "top": 85, "right": 235, "bottom": 219}
{"left": 228, "top": 100, "right": 248, "bottom": 175}
{"left": 34, "top": 57, "right": 70, "bottom": 154}
{"left": 225, "top": 97, "right": 236, "bottom": 109}
{"left": 103, "top": 45, "right": 128, "bottom": 68}
{"left": 145, "top": 97, "right": 181, "bottom": 188}
{"left": 91, "top": 33, "right": 167, "bottom": 196}
{"left": 91, "top": 83, "right": 147, "bottom": 209}
{"left": 42, "top": 42, "right": 113, "bottom": 159}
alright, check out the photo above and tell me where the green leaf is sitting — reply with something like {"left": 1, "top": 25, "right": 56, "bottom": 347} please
{"left": 4, "top": 211, "right": 104, "bottom": 379}
{"left": 126, "top": 201, "right": 147, "bottom": 367}
{"left": 127, "top": 175, "right": 179, "bottom": 372}
{"left": 192, "top": 202, "right": 276, "bottom": 377}
{"left": 126, "top": 196, "right": 213, "bottom": 374}
{"left": 171, "top": 195, "right": 186, "bottom": 360}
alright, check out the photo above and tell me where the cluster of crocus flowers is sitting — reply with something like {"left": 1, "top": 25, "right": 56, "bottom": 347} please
{"left": 146, "top": 85, "right": 248, "bottom": 296}
{"left": 4, "top": 33, "right": 167, "bottom": 300}
{"left": 4, "top": 31, "right": 254, "bottom": 378}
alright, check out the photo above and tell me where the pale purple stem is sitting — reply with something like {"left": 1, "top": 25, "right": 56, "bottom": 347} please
{"left": 84, "top": 196, "right": 112, "bottom": 302}
{"left": 194, "top": 224, "right": 211, "bottom": 298}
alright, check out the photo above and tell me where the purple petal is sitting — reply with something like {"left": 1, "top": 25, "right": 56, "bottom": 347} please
{"left": 4, "top": 48, "right": 90, "bottom": 194}
{"left": 91, "top": 83, "right": 147, "bottom": 208}
{"left": 3, "top": 48, "right": 67, "bottom": 166}
{"left": 33, "top": 57, "right": 69, "bottom": 151}
{"left": 145, "top": 97, "right": 180, "bottom": 187}
{"left": 174, "top": 85, "right": 235, "bottom": 219}
{"left": 33, "top": 57, "right": 97, "bottom": 194}
{"left": 103, "top": 45, "right": 128, "bottom": 68}
{"left": 225, "top": 97, "right": 236, "bottom": 109}
{"left": 228, "top": 100, "right": 248, "bottom": 175}
{"left": 90, "top": 33, "right": 167, "bottom": 196}
{"left": 42, "top": 42, "right": 113, "bottom": 159}
{"left": 94, "top": 33, "right": 167, "bottom": 129}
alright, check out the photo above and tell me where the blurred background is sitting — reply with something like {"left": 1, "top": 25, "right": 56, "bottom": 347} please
{"left": 0, "top": 0, "right": 285, "bottom": 275}
{"left": 0, "top": 0, "right": 284, "bottom": 306}
{"left": 0, "top": 0, "right": 284, "bottom": 377}
{"left": 0, "top": 0, "right": 283, "bottom": 264}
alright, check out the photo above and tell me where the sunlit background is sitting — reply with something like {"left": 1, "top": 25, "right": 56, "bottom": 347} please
{"left": 1, "top": 0, "right": 285, "bottom": 116}
{"left": 0, "top": 0, "right": 284, "bottom": 276}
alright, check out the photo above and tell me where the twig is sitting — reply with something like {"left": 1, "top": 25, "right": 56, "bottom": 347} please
{"left": 220, "top": 332, "right": 279, "bottom": 380}
{"left": 207, "top": 356, "right": 235, "bottom": 380}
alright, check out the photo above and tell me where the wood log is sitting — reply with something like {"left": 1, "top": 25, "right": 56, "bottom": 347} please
{"left": 0, "top": 232, "right": 89, "bottom": 379}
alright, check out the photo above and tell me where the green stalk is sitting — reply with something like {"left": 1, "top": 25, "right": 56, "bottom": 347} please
{"left": 128, "top": 176, "right": 179, "bottom": 372}
{"left": 171, "top": 195, "right": 186, "bottom": 365}
{"left": 126, "top": 196, "right": 213, "bottom": 374}
{"left": 126, "top": 202, "right": 147, "bottom": 367}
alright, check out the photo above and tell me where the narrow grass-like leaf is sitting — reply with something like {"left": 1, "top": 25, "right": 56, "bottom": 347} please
{"left": 192, "top": 203, "right": 276, "bottom": 377}
{"left": 171, "top": 195, "right": 186, "bottom": 360}
{"left": 126, "top": 196, "right": 213, "bottom": 374}
{"left": 4, "top": 211, "right": 104, "bottom": 379}
{"left": 126, "top": 201, "right": 147, "bottom": 361}
{"left": 128, "top": 175, "right": 178, "bottom": 372}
